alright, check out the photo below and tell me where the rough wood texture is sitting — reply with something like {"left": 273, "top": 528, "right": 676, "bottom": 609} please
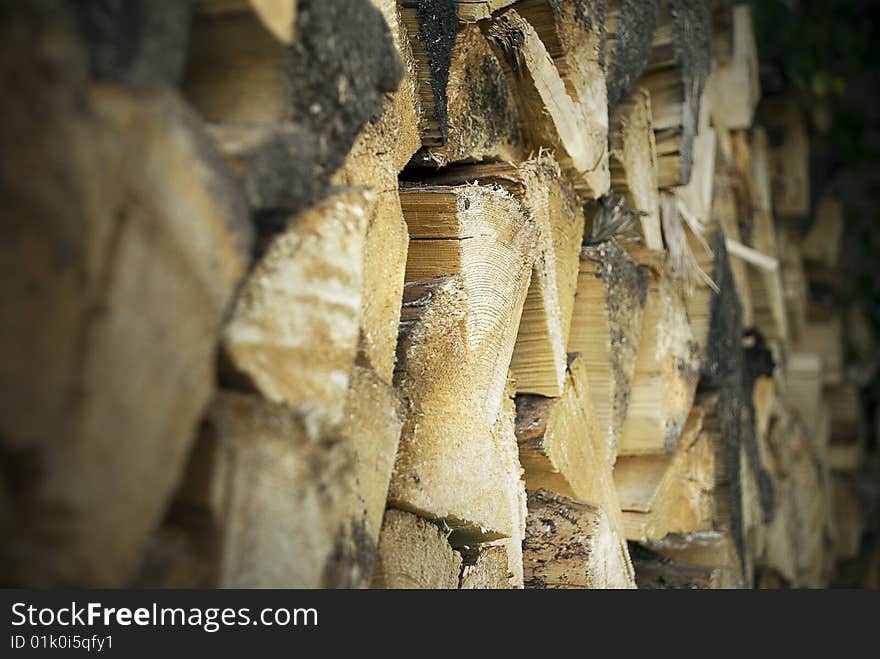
{"left": 515, "top": 356, "right": 627, "bottom": 541}
{"left": 421, "top": 157, "right": 582, "bottom": 396}
{"left": 568, "top": 241, "right": 648, "bottom": 463}
{"left": 707, "top": 4, "right": 759, "bottom": 130}
{"left": 371, "top": 509, "right": 462, "bottom": 588}
{"left": 404, "top": 17, "right": 525, "bottom": 166}
{"left": 185, "top": 0, "right": 403, "bottom": 210}
{"left": 523, "top": 491, "right": 635, "bottom": 589}
{"left": 676, "top": 98, "right": 716, "bottom": 226}
{"left": 0, "top": 5, "right": 252, "bottom": 586}
{"left": 343, "top": 366, "right": 405, "bottom": 548}
{"left": 609, "top": 88, "right": 663, "bottom": 249}
{"left": 488, "top": 8, "right": 609, "bottom": 198}
{"left": 616, "top": 409, "right": 714, "bottom": 541}
{"left": 321, "top": 0, "right": 422, "bottom": 381}
{"left": 515, "top": 0, "right": 610, "bottom": 194}
{"left": 641, "top": 0, "right": 712, "bottom": 188}
{"left": 619, "top": 256, "right": 700, "bottom": 455}
{"left": 389, "top": 185, "right": 537, "bottom": 543}
{"left": 458, "top": 545, "right": 512, "bottom": 589}
{"left": 175, "top": 391, "right": 369, "bottom": 588}
{"left": 221, "top": 192, "right": 369, "bottom": 432}
{"left": 605, "top": 0, "right": 660, "bottom": 108}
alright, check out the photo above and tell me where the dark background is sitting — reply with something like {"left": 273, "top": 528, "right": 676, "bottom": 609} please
{"left": 751, "top": 0, "right": 880, "bottom": 584}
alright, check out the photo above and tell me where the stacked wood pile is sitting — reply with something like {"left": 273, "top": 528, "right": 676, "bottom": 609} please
{"left": 0, "top": 0, "right": 872, "bottom": 589}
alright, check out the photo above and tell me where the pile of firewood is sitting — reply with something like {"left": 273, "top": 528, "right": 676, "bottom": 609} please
{"left": 0, "top": 0, "right": 870, "bottom": 589}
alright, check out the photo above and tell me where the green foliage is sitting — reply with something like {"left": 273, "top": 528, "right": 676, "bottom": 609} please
{"left": 749, "top": 0, "right": 877, "bottom": 96}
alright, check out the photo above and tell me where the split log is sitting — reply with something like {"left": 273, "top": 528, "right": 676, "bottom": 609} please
{"left": 368, "top": 0, "right": 424, "bottom": 170}
{"left": 605, "top": 0, "right": 661, "bottom": 108}
{"left": 567, "top": 241, "right": 648, "bottom": 462}
{"left": 0, "top": 6, "right": 252, "bottom": 586}
{"left": 458, "top": 544, "right": 512, "bottom": 589}
{"left": 421, "top": 157, "right": 583, "bottom": 395}
{"left": 389, "top": 183, "right": 537, "bottom": 547}
{"left": 488, "top": 7, "right": 609, "bottom": 198}
{"left": 343, "top": 366, "right": 405, "bottom": 548}
{"left": 619, "top": 253, "right": 700, "bottom": 455}
{"left": 401, "top": 8, "right": 525, "bottom": 165}
{"left": 640, "top": 0, "right": 712, "bottom": 188}
{"left": 514, "top": 356, "right": 628, "bottom": 545}
{"left": 676, "top": 103, "right": 716, "bottom": 225}
{"left": 390, "top": 276, "right": 530, "bottom": 569}
{"left": 706, "top": 4, "right": 759, "bottom": 130}
{"left": 331, "top": 64, "right": 416, "bottom": 380}
{"left": 696, "top": 390, "right": 754, "bottom": 571}
{"left": 515, "top": 0, "right": 610, "bottom": 193}
{"left": 609, "top": 88, "right": 663, "bottom": 249}
{"left": 371, "top": 509, "right": 462, "bottom": 588}
{"left": 184, "top": 0, "right": 403, "bottom": 210}
{"left": 177, "top": 391, "right": 367, "bottom": 588}
{"left": 761, "top": 96, "right": 810, "bottom": 219}
{"left": 615, "top": 408, "right": 714, "bottom": 541}
{"left": 221, "top": 191, "right": 369, "bottom": 432}
{"left": 523, "top": 491, "right": 635, "bottom": 589}
{"left": 689, "top": 229, "right": 746, "bottom": 386}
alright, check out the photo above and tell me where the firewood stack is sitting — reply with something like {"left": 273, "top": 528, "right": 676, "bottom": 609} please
{"left": 0, "top": 0, "right": 872, "bottom": 589}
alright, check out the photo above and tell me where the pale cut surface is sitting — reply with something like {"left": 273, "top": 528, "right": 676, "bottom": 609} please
{"left": 514, "top": 355, "right": 628, "bottom": 544}
{"left": 389, "top": 184, "right": 535, "bottom": 543}
{"left": 222, "top": 191, "right": 369, "bottom": 432}
{"left": 616, "top": 408, "right": 714, "bottom": 541}
{"left": 371, "top": 509, "right": 462, "bottom": 589}
{"left": 609, "top": 87, "right": 663, "bottom": 249}
{"left": 567, "top": 241, "right": 648, "bottom": 463}
{"left": 422, "top": 157, "right": 583, "bottom": 396}
{"left": 619, "top": 255, "right": 700, "bottom": 455}
{"left": 179, "top": 391, "right": 366, "bottom": 588}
